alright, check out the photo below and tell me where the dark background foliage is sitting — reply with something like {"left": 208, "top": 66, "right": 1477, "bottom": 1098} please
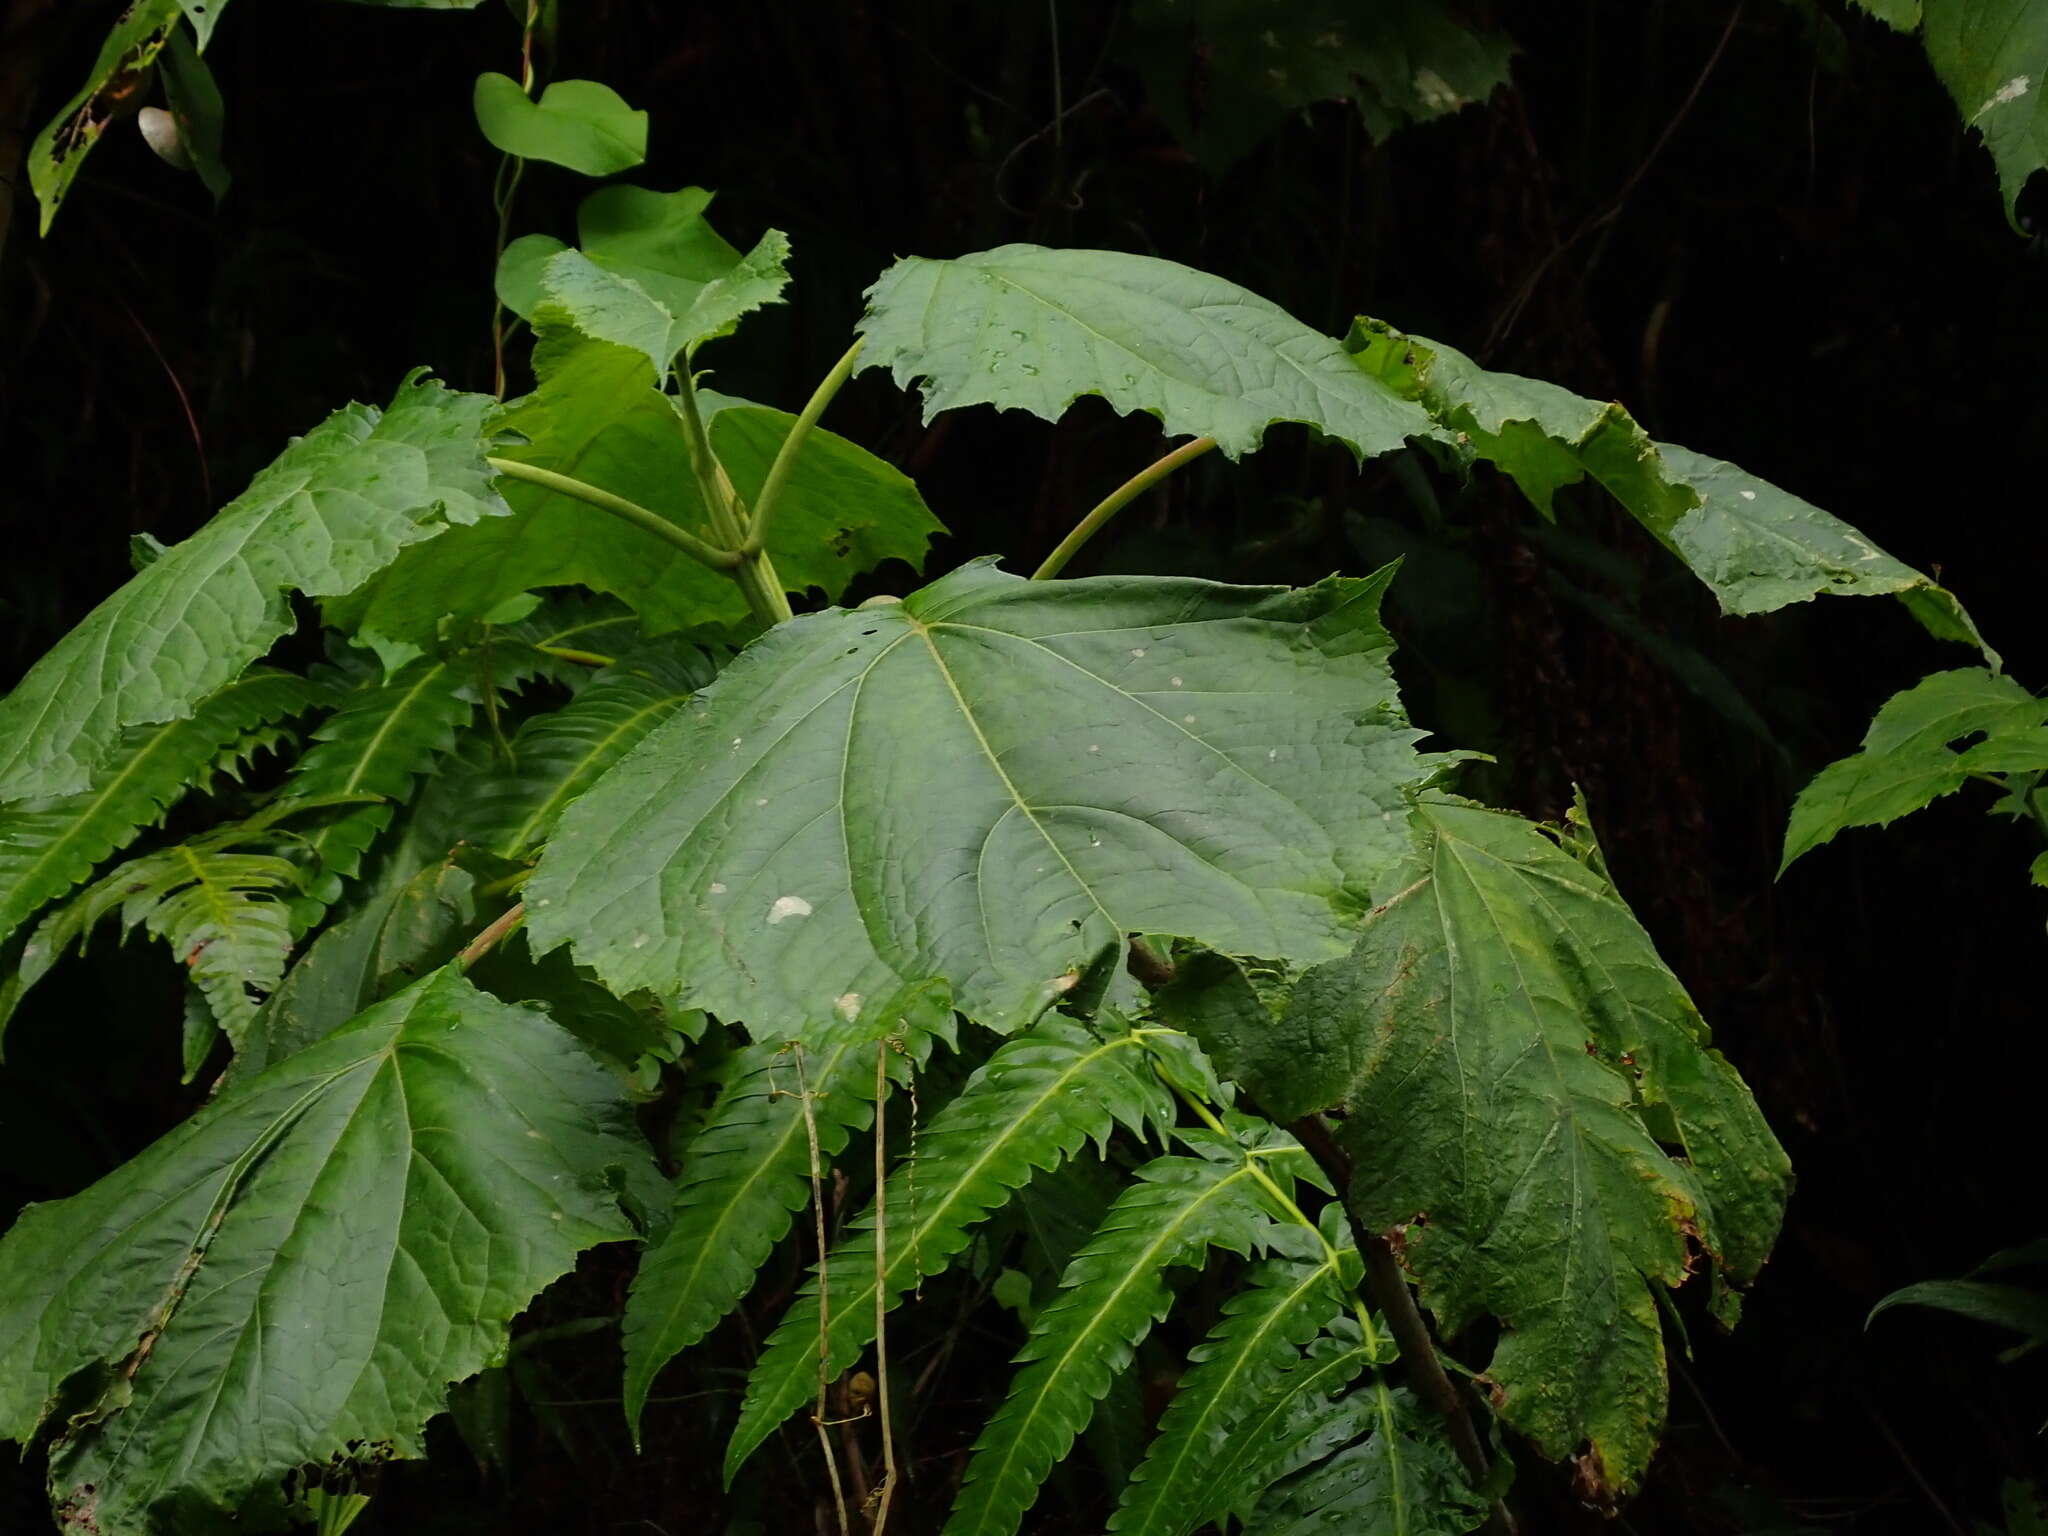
{"left": 2, "top": 2, "right": 2044, "bottom": 1531}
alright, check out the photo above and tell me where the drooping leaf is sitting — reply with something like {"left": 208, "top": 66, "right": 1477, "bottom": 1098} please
{"left": 620, "top": 981, "right": 954, "bottom": 1445}
{"left": 0, "top": 375, "right": 504, "bottom": 803}
{"left": 0, "top": 967, "right": 652, "bottom": 1536}
{"left": 173, "top": 0, "right": 232, "bottom": 50}
{"left": 541, "top": 229, "right": 791, "bottom": 373}
{"left": 455, "top": 639, "right": 722, "bottom": 859}
{"left": 1126, "top": 0, "right": 1514, "bottom": 171}
{"left": 27, "top": 0, "right": 182, "bottom": 235}
{"left": 720, "top": 1014, "right": 1175, "bottom": 1475}
{"left": 1240, "top": 1388, "right": 1488, "bottom": 1536}
{"left": 1782, "top": 668, "right": 2048, "bottom": 872}
{"left": 0, "top": 670, "right": 315, "bottom": 950}
{"left": 334, "top": 327, "right": 940, "bottom": 643}
{"left": 943, "top": 1133, "right": 1310, "bottom": 1536}
{"left": 1160, "top": 797, "right": 1791, "bottom": 1497}
{"left": 1345, "top": 319, "right": 1987, "bottom": 656}
{"left": 156, "top": 27, "right": 230, "bottom": 203}
{"left": 1109, "top": 1232, "right": 1356, "bottom": 1535}
{"left": 857, "top": 245, "right": 1442, "bottom": 460}
{"left": 1869, "top": 1279, "right": 2048, "bottom": 1355}
{"left": 471, "top": 72, "right": 647, "bottom": 176}
{"left": 528, "top": 560, "right": 1435, "bottom": 1042}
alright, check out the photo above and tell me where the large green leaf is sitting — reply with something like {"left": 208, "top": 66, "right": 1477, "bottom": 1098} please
{"left": 0, "top": 967, "right": 652, "bottom": 1535}
{"left": 0, "top": 671, "right": 314, "bottom": 949}
{"left": 471, "top": 73, "right": 647, "bottom": 176}
{"left": 721, "top": 1013, "right": 1175, "bottom": 1475}
{"left": 1126, "top": 0, "right": 1514, "bottom": 170}
{"left": 1160, "top": 798, "right": 1790, "bottom": 1497}
{"left": 528, "top": 560, "right": 1434, "bottom": 1041}
{"left": 0, "top": 375, "right": 504, "bottom": 803}
{"left": 335, "top": 329, "right": 940, "bottom": 643}
{"left": 857, "top": 245, "right": 1442, "bottom": 460}
{"left": 621, "top": 980, "right": 954, "bottom": 1444}
{"left": 1346, "top": 320, "right": 1987, "bottom": 656}
{"left": 1782, "top": 668, "right": 2048, "bottom": 871}
{"left": 944, "top": 1134, "right": 1311, "bottom": 1536}
{"left": 1855, "top": 1, "right": 2046, "bottom": 223}
{"left": 27, "top": 0, "right": 182, "bottom": 235}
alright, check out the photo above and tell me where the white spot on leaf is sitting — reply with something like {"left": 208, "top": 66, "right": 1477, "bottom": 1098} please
{"left": 709, "top": 882, "right": 727, "bottom": 895}
{"left": 1183, "top": 713, "right": 1196, "bottom": 724}
{"left": 1087, "top": 743, "right": 1100, "bottom": 753}
{"left": 1130, "top": 647, "right": 1147, "bottom": 658}
{"left": 631, "top": 933, "right": 650, "bottom": 949}
{"left": 1976, "top": 75, "right": 2031, "bottom": 117}
{"left": 754, "top": 797, "right": 769, "bottom": 807}
{"left": 1170, "top": 676, "right": 1184, "bottom": 687}
{"left": 1739, "top": 489, "right": 1757, "bottom": 501}
{"left": 835, "top": 992, "right": 863, "bottom": 1020}
{"left": 768, "top": 895, "right": 813, "bottom": 924}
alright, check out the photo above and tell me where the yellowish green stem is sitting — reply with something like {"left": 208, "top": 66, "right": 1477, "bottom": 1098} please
{"left": 1032, "top": 436, "right": 1218, "bottom": 580}
{"left": 486, "top": 458, "right": 740, "bottom": 572}
{"left": 742, "top": 336, "right": 866, "bottom": 558}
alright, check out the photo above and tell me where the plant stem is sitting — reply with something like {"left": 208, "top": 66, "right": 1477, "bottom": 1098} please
{"left": 485, "top": 457, "right": 743, "bottom": 572}
{"left": 743, "top": 337, "right": 866, "bottom": 558}
{"left": 1031, "top": 436, "right": 1217, "bottom": 580}
{"left": 791, "top": 1044, "right": 853, "bottom": 1536}
{"left": 488, "top": 0, "right": 542, "bottom": 399}
{"left": 871, "top": 1043, "right": 899, "bottom": 1536}
{"left": 533, "top": 644, "right": 615, "bottom": 667}
{"left": 672, "top": 366, "right": 795, "bottom": 625}
{"left": 456, "top": 902, "right": 525, "bottom": 971}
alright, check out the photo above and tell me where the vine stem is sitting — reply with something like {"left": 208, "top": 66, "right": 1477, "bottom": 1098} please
{"left": 488, "top": 0, "right": 542, "bottom": 399}
{"left": 485, "top": 457, "right": 742, "bottom": 572}
{"left": 743, "top": 336, "right": 866, "bottom": 558}
{"left": 1031, "top": 435, "right": 1217, "bottom": 580}
{"left": 791, "top": 1045, "right": 853, "bottom": 1536}
{"left": 870, "top": 1044, "right": 899, "bottom": 1536}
